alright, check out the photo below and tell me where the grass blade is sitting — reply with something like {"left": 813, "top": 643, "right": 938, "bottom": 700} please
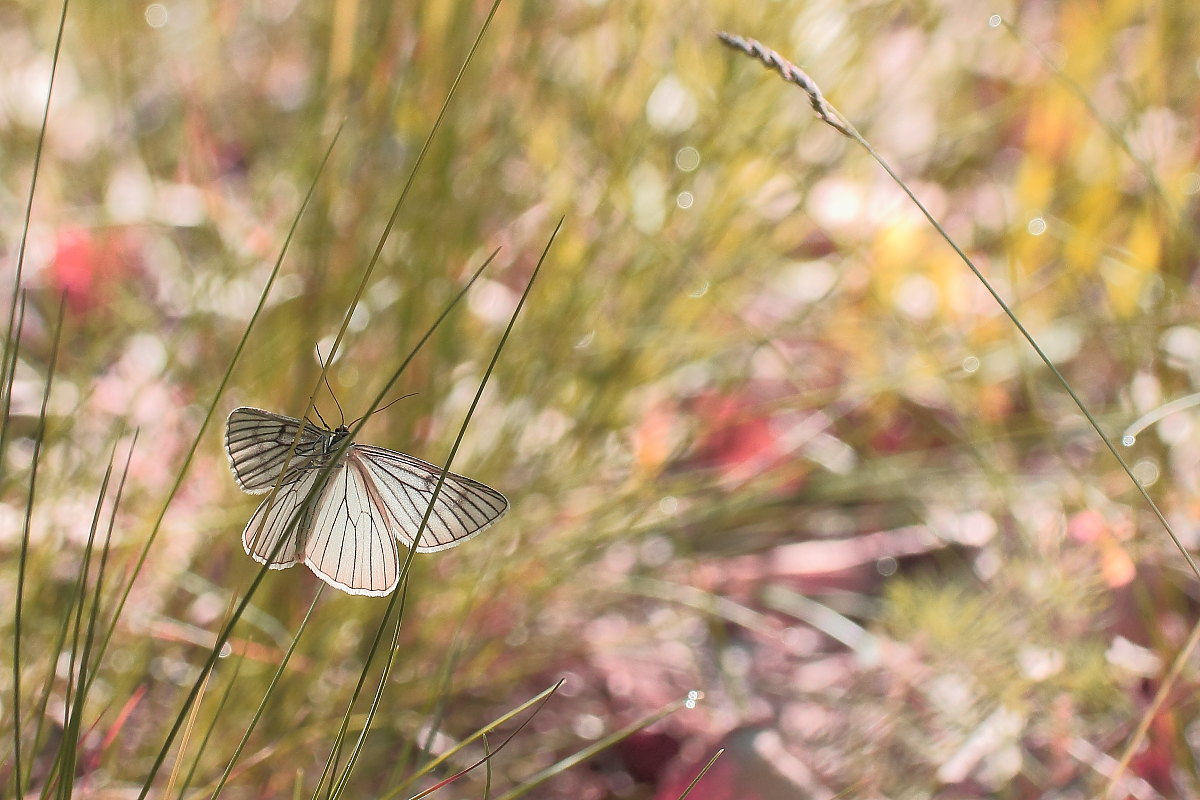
{"left": 12, "top": 297, "right": 65, "bottom": 796}
{"left": 327, "top": 219, "right": 558, "bottom": 800}
{"left": 90, "top": 120, "right": 346, "bottom": 702}
{"left": 404, "top": 681, "right": 561, "bottom": 800}
{"left": 491, "top": 696, "right": 690, "bottom": 800}
{"left": 205, "top": 586, "right": 324, "bottom": 800}
{"left": 2, "top": 0, "right": 70, "bottom": 424}
{"left": 381, "top": 680, "right": 564, "bottom": 800}
{"left": 675, "top": 749, "right": 723, "bottom": 800}
{"left": 716, "top": 29, "right": 1198, "bottom": 580}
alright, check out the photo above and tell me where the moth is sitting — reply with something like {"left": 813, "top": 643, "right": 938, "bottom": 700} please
{"left": 225, "top": 407, "right": 507, "bottom": 596}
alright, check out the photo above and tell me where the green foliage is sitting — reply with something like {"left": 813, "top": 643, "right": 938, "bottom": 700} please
{"left": 3, "top": 0, "right": 1200, "bottom": 798}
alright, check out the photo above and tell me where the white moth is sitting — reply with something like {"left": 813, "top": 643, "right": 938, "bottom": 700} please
{"left": 224, "top": 407, "right": 507, "bottom": 596}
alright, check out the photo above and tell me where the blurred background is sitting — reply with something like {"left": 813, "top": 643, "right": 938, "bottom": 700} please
{"left": 3, "top": 0, "right": 1200, "bottom": 797}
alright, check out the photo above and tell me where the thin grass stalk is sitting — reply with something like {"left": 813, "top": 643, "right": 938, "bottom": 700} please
{"left": 203, "top": 586, "right": 324, "bottom": 800}
{"left": 411, "top": 617, "right": 469, "bottom": 774}
{"left": 675, "top": 750, "right": 724, "bottom": 800}
{"left": 68, "top": 432, "right": 138, "bottom": 787}
{"left": 319, "top": 581, "right": 409, "bottom": 800}
{"left": 491, "top": 696, "right": 689, "bottom": 800}
{"left": 403, "top": 681, "right": 561, "bottom": 800}
{"left": 88, "top": 121, "right": 344, "bottom": 703}
{"left": 995, "top": 18, "right": 1177, "bottom": 226}
{"left": 30, "top": 572, "right": 89, "bottom": 800}
{"left": 176, "top": 657, "right": 244, "bottom": 800}
{"left": 54, "top": 439, "right": 119, "bottom": 800}
{"left": 380, "top": 680, "right": 564, "bottom": 800}
{"left": 2, "top": 0, "right": 70, "bottom": 432}
{"left": 386, "top": 629, "right": 471, "bottom": 786}
{"left": 305, "top": 0, "right": 505, "bottom": 379}
{"left": 482, "top": 735, "right": 492, "bottom": 800}
{"left": 399, "top": 561, "right": 501, "bottom": 785}
{"left": 307, "top": 580, "right": 408, "bottom": 800}
{"left": 327, "top": 220, "right": 559, "bottom": 800}
{"left": 715, "top": 30, "right": 1197, "bottom": 580}
{"left": 163, "top": 669, "right": 214, "bottom": 799}
{"left": 80, "top": 430, "right": 139, "bottom": 698}
{"left": 718, "top": 29, "right": 1200, "bottom": 796}
{"left": 135, "top": 519, "right": 327, "bottom": 798}
{"left": 12, "top": 297, "right": 65, "bottom": 796}
{"left": 1106, "top": 617, "right": 1200, "bottom": 797}
{"left": 0, "top": 292, "right": 27, "bottom": 488}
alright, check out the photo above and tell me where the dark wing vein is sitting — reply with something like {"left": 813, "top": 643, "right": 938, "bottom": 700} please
{"left": 225, "top": 407, "right": 329, "bottom": 494}
{"left": 350, "top": 444, "right": 508, "bottom": 552}
{"left": 241, "top": 468, "right": 321, "bottom": 569}
{"left": 302, "top": 459, "right": 399, "bottom": 596}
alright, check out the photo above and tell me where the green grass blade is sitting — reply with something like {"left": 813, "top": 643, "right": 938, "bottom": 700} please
{"left": 206, "top": 586, "right": 324, "bottom": 800}
{"left": 308, "top": 0, "right": 506, "bottom": 376}
{"left": 381, "top": 681, "right": 563, "bottom": 800}
{"left": 490, "top": 697, "right": 689, "bottom": 800}
{"left": 79, "top": 431, "right": 139, "bottom": 699}
{"left": 55, "top": 438, "right": 119, "bottom": 800}
{"left": 675, "top": 750, "right": 724, "bottom": 800}
{"left": 90, "top": 121, "right": 346, "bottom": 702}
{"left": 327, "top": 219, "right": 558, "bottom": 800}
{"left": 12, "top": 297, "right": 65, "bottom": 796}
{"left": 176, "top": 656, "right": 244, "bottom": 800}
{"left": 2, "top": 0, "right": 70, "bottom": 425}
{"left": 402, "top": 681, "right": 562, "bottom": 800}
{"left": 0, "top": 291, "right": 27, "bottom": 490}
{"left": 715, "top": 30, "right": 1199, "bottom": 580}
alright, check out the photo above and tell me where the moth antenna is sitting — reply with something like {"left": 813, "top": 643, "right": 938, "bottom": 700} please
{"left": 349, "top": 392, "right": 419, "bottom": 427}
{"left": 314, "top": 341, "right": 346, "bottom": 426}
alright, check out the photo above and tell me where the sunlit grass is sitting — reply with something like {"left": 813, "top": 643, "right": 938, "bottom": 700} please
{"left": 3, "top": 1, "right": 1200, "bottom": 798}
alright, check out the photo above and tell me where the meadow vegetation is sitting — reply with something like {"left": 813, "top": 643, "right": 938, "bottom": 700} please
{"left": 2, "top": 1, "right": 1199, "bottom": 798}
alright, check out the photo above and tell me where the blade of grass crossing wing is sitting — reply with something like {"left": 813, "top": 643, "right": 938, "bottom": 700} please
{"left": 12, "top": 297, "right": 65, "bottom": 796}
{"left": 91, "top": 121, "right": 343, "bottom": 703}
{"left": 202, "top": 20, "right": 505, "bottom": 655}
{"left": 124, "top": 123, "right": 343, "bottom": 800}
{"left": 221, "top": 248, "right": 493, "bottom": 800}
{"left": 327, "top": 220, "right": 559, "bottom": 800}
